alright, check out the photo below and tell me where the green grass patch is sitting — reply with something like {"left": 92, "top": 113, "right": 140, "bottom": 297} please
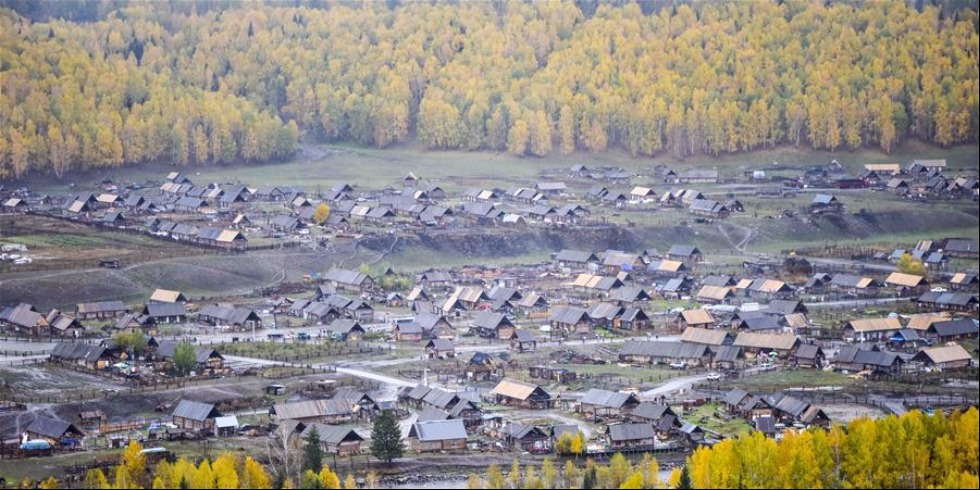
{"left": 681, "top": 402, "right": 753, "bottom": 438}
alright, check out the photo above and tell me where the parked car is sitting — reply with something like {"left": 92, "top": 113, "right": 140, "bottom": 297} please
{"left": 758, "top": 362, "right": 775, "bottom": 371}
{"left": 706, "top": 372, "right": 721, "bottom": 381}
{"left": 669, "top": 361, "right": 687, "bottom": 370}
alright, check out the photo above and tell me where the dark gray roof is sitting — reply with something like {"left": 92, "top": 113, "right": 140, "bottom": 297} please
{"left": 326, "top": 319, "right": 364, "bottom": 335}
{"left": 619, "top": 341, "right": 710, "bottom": 360}
{"left": 702, "top": 275, "right": 735, "bottom": 287}
{"left": 766, "top": 300, "right": 805, "bottom": 316}
{"left": 472, "top": 312, "right": 513, "bottom": 330}
{"left": 172, "top": 400, "right": 219, "bottom": 422}
{"left": 26, "top": 417, "right": 83, "bottom": 439}
{"left": 742, "top": 315, "right": 783, "bottom": 332}
{"left": 835, "top": 346, "right": 902, "bottom": 368}
{"left": 723, "top": 388, "right": 750, "bottom": 407}
{"left": 299, "top": 424, "right": 364, "bottom": 445}
{"left": 689, "top": 199, "right": 728, "bottom": 213}
{"left": 607, "top": 423, "right": 656, "bottom": 442}
{"left": 768, "top": 394, "right": 810, "bottom": 418}
{"left": 271, "top": 215, "right": 300, "bottom": 229}
{"left": 426, "top": 338, "right": 455, "bottom": 351}
{"left": 918, "top": 292, "right": 978, "bottom": 306}
{"left": 658, "top": 278, "right": 688, "bottom": 293}
{"left": 324, "top": 267, "right": 371, "bottom": 286}
{"left": 0, "top": 303, "right": 44, "bottom": 328}
{"left": 144, "top": 303, "right": 186, "bottom": 318}
{"left": 580, "top": 389, "right": 638, "bottom": 409}
{"left": 929, "top": 319, "right": 978, "bottom": 337}
{"left": 409, "top": 419, "right": 467, "bottom": 442}
{"left": 555, "top": 250, "right": 597, "bottom": 263}
{"left": 667, "top": 245, "right": 700, "bottom": 257}
{"left": 548, "top": 306, "right": 590, "bottom": 325}
{"left": 944, "top": 239, "right": 978, "bottom": 254}
{"left": 512, "top": 330, "right": 536, "bottom": 343}
{"left": 414, "top": 313, "right": 450, "bottom": 330}
{"left": 794, "top": 344, "right": 824, "bottom": 361}
{"left": 417, "top": 406, "right": 451, "bottom": 422}
{"left": 50, "top": 342, "right": 107, "bottom": 363}
{"left": 713, "top": 345, "right": 744, "bottom": 363}
{"left": 406, "top": 385, "right": 432, "bottom": 401}
{"left": 197, "top": 305, "right": 260, "bottom": 325}
{"left": 631, "top": 403, "right": 672, "bottom": 422}
{"left": 421, "top": 388, "right": 459, "bottom": 409}
{"left": 610, "top": 287, "right": 651, "bottom": 302}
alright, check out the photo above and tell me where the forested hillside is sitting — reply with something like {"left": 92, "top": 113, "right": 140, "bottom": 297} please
{"left": 1, "top": 1, "right": 978, "bottom": 179}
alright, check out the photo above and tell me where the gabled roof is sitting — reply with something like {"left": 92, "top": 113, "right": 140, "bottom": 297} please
{"left": 0, "top": 303, "right": 47, "bottom": 329}
{"left": 50, "top": 342, "right": 107, "bottom": 362}
{"left": 425, "top": 338, "right": 455, "bottom": 351}
{"left": 667, "top": 245, "right": 701, "bottom": 257}
{"left": 472, "top": 312, "right": 514, "bottom": 330}
{"left": 324, "top": 267, "right": 371, "bottom": 286}
{"left": 150, "top": 289, "right": 186, "bottom": 303}
{"left": 272, "top": 399, "right": 354, "bottom": 420}
{"left": 512, "top": 329, "right": 536, "bottom": 343}
{"left": 26, "top": 417, "right": 84, "bottom": 439}
{"left": 741, "top": 315, "right": 783, "bottom": 332}
{"left": 491, "top": 379, "right": 549, "bottom": 401}
{"left": 647, "top": 260, "right": 686, "bottom": 273}
{"left": 713, "top": 345, "right": 745, "bottom": 363}
{"left": 702, "top": 275, "right": 736, "bottom": 287}
{"left": 811, "top": 194, "right": 839, "bottom": 205}
{"left": 299, "top": 424, "right": 364, "bottom": 445}
{"left": 885, "top": 273, "right": 927, "bottom": 288}
{"left": 325, "top": 319, "right": 364, "bottom": 335}
{"left": 696, "top": 286, "right": 733, "bottom": 301}
{"left": 417, "top": 406, "right": 451, "bottom": 422}
{"left": 912, "top": 345, "right": 972, "bottom": 365}
{"left": 749, "top": 279, "right": 791, "bottom": 294}
{"left": 733, "top": 333, "right": 800, "bottom": 351}
{"left": 631, "top": 403, "right": 673, "bottom": 421}
{"left": 619, "top": 341, "right": 711, "bottom": 360}
{"left": 766, "top": 300, "right": 806, "bottom": 316}
{"left": 607, "top": 423, "right": 655, "bottom": 442}
{"left": 794, "top": 344, "right": 824, "bottom": 361}
{"left": 144, "top": 302, "right": 186, "bottom": 319}
{"left": 409, "top": 419, "right": 467, "bottom": 442}
{"left": 680, "top": 327, "right": 731, "bottom": 346}
{"left": 723, "top": 388, "right": 750, "bottom": 407}
{"left": 907, "top": 313, "right": 949, "bottom": 330}
{"left": 835, "top": 346, "right": 902, "bottom": 368}
{"left": 831, "top": 274, "right": 876, "bottom": 289}
{"left": 421, "top": 387, "right": 460, "bottom": 409}
{"left": 172, "top": 400, "right": 219, "bottom": 422}
{"left": 769, "top": 394, "right": 810, "bottom": 418}
{"left": 549, "top": 306, "right": 590, "bottom": 325}
{"left": 680, "top": 310, "right": 715, "bottom": 326}
{"left": 844, "top": 318, "right": 902, "bottom": 333}
{"left": 76, "top": 301, "right": 127, "bottom": 315}
{"left": 516, "top": 292, "right": 548, "bottom": 309}
{"left": 928, "top": 319, "right": 979, "bottom": 337}
{"left": 580, "top": 389, "right": 639, "bottom": 409}
{"left": 555, "top": 250, "right": 598, "bottom": 263}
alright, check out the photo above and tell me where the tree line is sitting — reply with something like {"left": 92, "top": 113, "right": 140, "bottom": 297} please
{"left": 464, "top": 408, "right": 978, "bottom": 489}
{"left": 1, "top": 1, "right": 978, "bottom": 179}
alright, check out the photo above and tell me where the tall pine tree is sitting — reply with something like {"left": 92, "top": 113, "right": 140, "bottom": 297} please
{"left": 302, "top": 426, "right": 324, "bottom": 474}
{"left": 370, "top": 410, "right": 404, "bottom": 465}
